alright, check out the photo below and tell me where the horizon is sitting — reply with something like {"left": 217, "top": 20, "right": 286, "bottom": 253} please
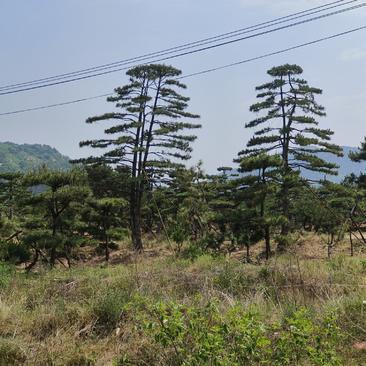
{"left": 2, "top": 142, "right": 366, "bottom": 180}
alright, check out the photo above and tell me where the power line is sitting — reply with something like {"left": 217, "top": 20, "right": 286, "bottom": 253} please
{"left": 0, "top": 93, "right": 113, "bottom": 116}
{"left": 0, "top": 0, "right": 356, "bottom": 92}
{"left": 179, "top": 25, "right": 366, "bottom": 79}
{"left": 1, "top": 24, "right": 365, "bottom": 117}
{"left": 0, "top": 2, "right": 364, "bottom": 96}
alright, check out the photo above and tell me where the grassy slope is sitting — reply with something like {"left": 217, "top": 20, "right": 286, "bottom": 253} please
{"left": 1, "top": 238, "right": 366, "bottom": 365}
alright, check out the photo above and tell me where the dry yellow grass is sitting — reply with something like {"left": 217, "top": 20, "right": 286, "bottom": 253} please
{"left": 1, "top": 236, "right": 366, "bottom": 364}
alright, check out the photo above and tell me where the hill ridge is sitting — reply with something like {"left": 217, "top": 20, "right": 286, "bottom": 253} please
{"left": 0, "top": 141, "right": 70, "bottom": 172}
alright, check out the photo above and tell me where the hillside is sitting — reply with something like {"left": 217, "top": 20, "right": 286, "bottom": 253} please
{"left": 0, "top": 142, "right": 70, "bottom": 172}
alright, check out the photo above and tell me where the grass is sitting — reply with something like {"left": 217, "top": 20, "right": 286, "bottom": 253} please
{"left": 1, "top": 243, "right": 366, "bottom": 364}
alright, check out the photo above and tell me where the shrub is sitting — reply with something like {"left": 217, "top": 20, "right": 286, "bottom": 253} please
{"left": 337, "top": 296, "right": 366, "bottom": 340}
{"left": 143, "top": 301, "right": 272, "bottom": 365}
{"left": 273, "top": 308, "right": 341, "bottom": 366}
{"left": 0, "top": 262, "right": 15, "bottom": 289}
{"left": 0, "top": 241, "right": 30, "bottom": 264}
{"left": 91, "top": 285, "right": 133, "bottom": 334}
{"left": 0, "top": 338, "right": 26, "bottom": 365}
{"left": 360, "top": 259, "right": 366, "bottom": 274}
{"left": 179, "top": 244, "right": 206, "bottom": 261}
{"left": 212, "top": 260, "right": 258, "bottom": 297}
{"left": 142, "top": 302, "right": 342, "bottom": 366}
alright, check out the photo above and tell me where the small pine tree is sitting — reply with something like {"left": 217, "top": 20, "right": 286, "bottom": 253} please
{"left": 83, "top": 197, "right": 127, "bottom": 262}
{"left": 235, "top": 153, "right": 281, "bottom": 258}
{"left": 23, "top": 168, "right": 90, "bottom": 267}
{"left": 0, "top": 172, "right": 28, "bottom": 221}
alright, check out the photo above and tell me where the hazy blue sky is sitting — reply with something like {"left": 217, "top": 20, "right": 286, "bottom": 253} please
{"left": 1, "top": 0, "right": 365, "bottom": 172}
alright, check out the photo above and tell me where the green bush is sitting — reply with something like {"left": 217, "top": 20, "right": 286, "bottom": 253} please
{"left": 273, "top": 308, "right": 341, "bottom": 365}
{"left": 360, "top": 259, "right": 366, "bottom": 273}
{"left": 143, "top": 301, "right": 271, "bottom": 365}
{"left": 0, "top": 338, "right": 26, "bottom": 365}
{"left": 91, "top": 284, "right": 133, "bottom": 334}
{"left": 337, "top": 296, "right": 366, "bottom": 340}
{"left": 212, "top": 261, "right": 256, "bottom": 296}
{"left": 141, "top": 302, "right": 342, "bottom": 366}
{"left": 0, "top": 241, "right": 30, "bottom": 264}
{"left": 179, "top": 244, "right": 206, "bottom": 261}
{"left": 0, "top": 262, "right": 15, "bottom": 289}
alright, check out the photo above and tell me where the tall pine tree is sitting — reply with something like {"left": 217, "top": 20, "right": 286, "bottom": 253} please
{"left": 241, "top": 64, "right": 342, "bottom": 249}
{"left": 78, "top": 64, "right": 200, "bottom": 251}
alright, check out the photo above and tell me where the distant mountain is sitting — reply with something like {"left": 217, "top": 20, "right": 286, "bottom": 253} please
{"left": 0, "top": 142, "right": 70, "bottom": 173}
{"left": 301, "top": 146, "right": 366, "bottom": 183}
{"left": 230, "top": 146, "right": 366, "bottom": 183}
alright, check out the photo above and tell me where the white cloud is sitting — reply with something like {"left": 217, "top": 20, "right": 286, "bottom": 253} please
{"left": 340, "top": 48, "right": 366, "bottom": 61}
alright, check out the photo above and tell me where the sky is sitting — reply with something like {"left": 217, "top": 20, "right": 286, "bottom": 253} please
{"left": 0, "top": 0, "right": 365, "bottom": 173}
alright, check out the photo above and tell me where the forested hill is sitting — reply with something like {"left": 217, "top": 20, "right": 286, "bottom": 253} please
{"left": 0, "top": 142, "right": 70, "bottom": 172}
{"left": 0, "top": 142, "right": 364, "bottom": 179}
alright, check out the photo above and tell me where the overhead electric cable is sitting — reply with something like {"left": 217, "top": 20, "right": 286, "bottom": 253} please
{"left": 1, "top": 24, "right": 365, "bottom": 117}
{"left": 179, "top": 25, "right": 366, "bottom": 79}
{"left": 0, "top": 2, "right": 364, "bottom": 96}
{"left": 0, "top": 0, "right": 359, "bottom": 91}
{"left": 0, "top": 93, "right": 113, "bottom": 116}
{"left": 0, "top": 0, "right": 357, "bottom": 92}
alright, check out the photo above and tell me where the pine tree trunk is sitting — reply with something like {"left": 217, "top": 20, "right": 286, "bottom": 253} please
{"left": 130, "top": 187, "right": 143, "bottom": 252}
{"left": 259, "top": 187, "right": 271, "bottom": 260}
{"left": 50, "top": 220, "right": 57, "bottom": 267}
{"left": 278, "top": 79, "right": 290, "bottom": 252}
{"left": 26, "top": 249, "right": 39, "bottom": 273}
{"left": 105, "top": 236, "right": 110, "bottom": 262}
{"left": 277, "top": 181, "right": 290, "bottom": 252}
{"left": 246, "top": 243, "right": 250, "bottom": 263}
{"left": 131, "top": 211, "right": 143, "bottom": 252}
{"left": 66, "top": 251, "right": 71, "bottom": 268}
{"left": 327, "top": 233, "right": 334, "bottom": 259}
{"left": 265, "top": 226, "right": 271, "bottom": 260}
{"left": 350, "top": 231, "right": 354, "bottom": 257}
{"left": 50, "top": 247, "right": 56, "bottom": 267}
{"left": 281, "top": 182, "right": 290, "bottom": 226}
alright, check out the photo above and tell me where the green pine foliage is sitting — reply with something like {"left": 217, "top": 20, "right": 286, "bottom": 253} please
{"left": 83, "top": 197, "right": 127, "bottom": 261}
{"left": 242, "top": 64, "right": 342, "bottom": 175}
{"left": 349, "top": 137, "right": 366, "bottom": 162}
{"left": 21, "top": 168, "right": 90, "bottom": 267}
{"left": 234, "top": 153, "right": 282, "bottom": 259}
{"left": 240, "top": 64, "right": 343, "bottom": 249}
{"left": 77, "top": 64, "right": 200, "bottom": 251}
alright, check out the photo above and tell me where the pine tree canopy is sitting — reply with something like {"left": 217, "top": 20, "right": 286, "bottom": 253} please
{"left": 350, "top": 137, "right": 366, "bottom": 162}
{"left": 78, "top": 64, "right": 201, "bottom": 180}
{"left": 240, "top": 64, "right": 343, "bottom": 178}
{"left": 76, "top": 64, "right": 200, "bottom": 251}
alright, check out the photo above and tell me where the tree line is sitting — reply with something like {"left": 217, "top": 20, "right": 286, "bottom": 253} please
{"left": 1, "top": 63, "right": 366, "bottom": 269}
